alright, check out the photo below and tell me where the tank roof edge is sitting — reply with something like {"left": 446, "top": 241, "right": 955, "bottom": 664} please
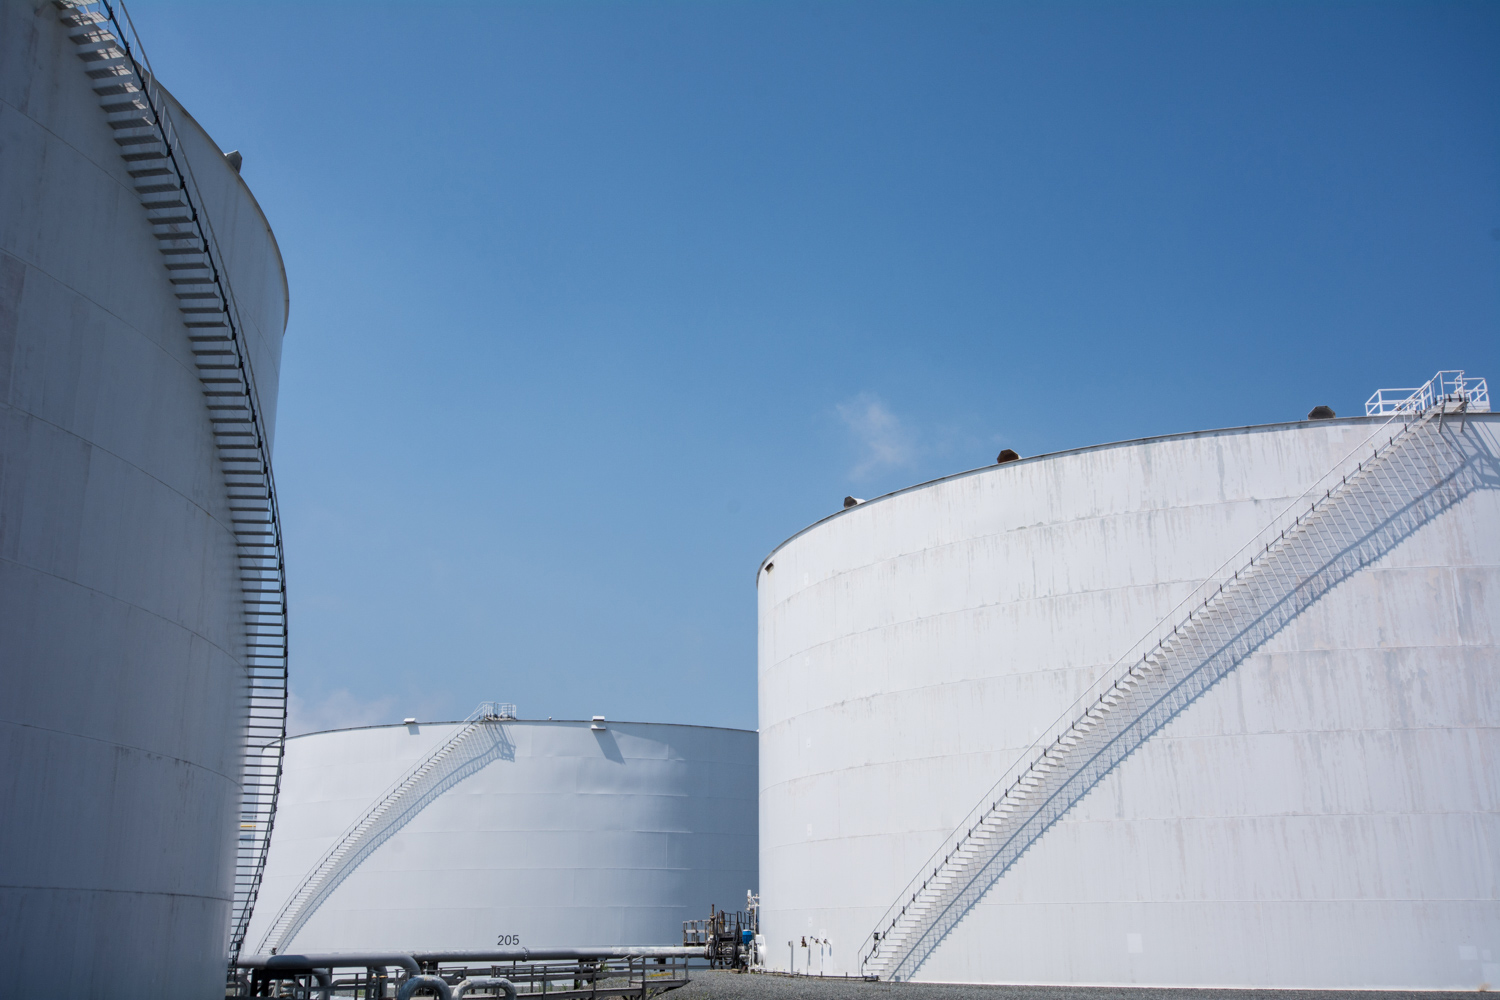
{"left": 756, "top": 412, "right": 1500, "bottom": 575}
{"left": 157, "top": 83, "right": 290, "bottom": 334}
{"left": 287, "top": 717, "right": 758, "bottom": 741}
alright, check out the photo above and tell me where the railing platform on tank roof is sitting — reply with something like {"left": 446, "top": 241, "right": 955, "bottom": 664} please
{"left": 1367, "top": 369, "right": 1488, "bottom": 415}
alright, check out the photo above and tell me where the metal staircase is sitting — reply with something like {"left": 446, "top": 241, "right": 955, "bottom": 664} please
{"left": 256, "top": 703, "right": 519, "bottom": 956}
{"left": 860, "top": 371, "right": 1490, "bottom": 981}
{"left": 51, "top": 0, "right": 289, "bottom": 973}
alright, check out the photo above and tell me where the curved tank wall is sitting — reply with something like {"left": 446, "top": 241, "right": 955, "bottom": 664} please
{"left": 0, "top": 3, "right": 288, "bottom": 997}
{"left": 758, "top": 415, "right": 1500, "bottom": 988}
{"left": 244, "top": 719, "right": 758, "bottom": 952}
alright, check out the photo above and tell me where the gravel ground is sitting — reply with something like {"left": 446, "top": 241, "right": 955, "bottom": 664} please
{"left": 669, "top": 971, "right": 1480, "bottom": 1000}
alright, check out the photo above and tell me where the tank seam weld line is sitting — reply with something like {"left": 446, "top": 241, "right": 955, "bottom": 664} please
{"left": 9, "top": 58, "right": 292, "bottom": 334}
{"left": 765, "top": 808, "right": 1497, "bottom": 846}
{"left": 767, "top": 461, "right": 1495, "bottom": 595}
{"left": 0, "top": 239, "right": 257, "bottom": 378}
{"left": 762, "top": 671, "right": 1500, "bottom": 734}
{"left": 0, "top": 417, "right": 255, "bottom": 598}
{"left": 770, "top": 554, "right": 1499, "bottom": 647}
{"left": 764, "top": 561, "right": 1491, "bottom": 667}
{"left": 0, "top": 553, "right": 244, "bottom": 673}
{"left": 0, "top": 882, "right": 229, "bottom": 902}
{"left": 763, "top": 726, "right": 1499, "bottom": 788}
{"left": 761, "top": 716, "right": 1499, "bottom": 747}
{"left": 0, "top": 96, "right": 270, "bottom": 334}
{"left": 0, "top": 716, "right": 245, "bottom": 786}
{"left": 772, "top": 495, "right": 1322, "bottom": 588}
{"left": 759, "top": 413, "right": 1496, "bottom": 567}
{"left": 779, "top": 896, "right": 1500, "bottom": 908}
{"left": 0, "top": 249, "right": 266, "bottom": 452}
{"left": 0, "top": 95, "right": 153, "bottom": 210}
{"left": 0, "top": 393, "right": 253, "bottom": 544}
{"left": 762, "top": 631, "right": 1500, "bottom": 708}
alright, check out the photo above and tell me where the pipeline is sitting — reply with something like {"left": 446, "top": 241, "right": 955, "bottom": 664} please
{"left": 413, "top": 946, "right": 706, "bottom": 963}
{"left": 398, "top": 974, "right": 454, "bottom": 1000}
{"left": 238, "top": 952, "right": 423, "bottom": 976}
{"left": 453, "top": 977, "right": 518, "bottom": 999}
{"left": 237, "top": 945, "right": 695, "bottom": 997}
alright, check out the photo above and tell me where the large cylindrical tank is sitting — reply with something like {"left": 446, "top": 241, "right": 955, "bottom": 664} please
{"left": 0, "top": 3, "right": 288, "bottom": 996}
{"left": 245, "top": 718, "right": 757, "bottom": 952}
{"left": 758, "top": 415, "right": 1499, "bottom": 987}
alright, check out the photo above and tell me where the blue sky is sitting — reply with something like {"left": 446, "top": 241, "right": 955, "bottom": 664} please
{"left": 125, "top": 1, "right": 1499, "bottom": 733}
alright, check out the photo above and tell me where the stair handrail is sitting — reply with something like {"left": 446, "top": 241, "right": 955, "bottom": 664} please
{"left": 858, "top": 371, "right": 1482, "bottom": 973}
{"left": 57, "top": 0, "right": 291, "bottom": 972}
{"left": 255, "top": 703, "right": 507, "bottom": 953}
{"left": 335, "top": 702, "right": 507, "bottom": 838}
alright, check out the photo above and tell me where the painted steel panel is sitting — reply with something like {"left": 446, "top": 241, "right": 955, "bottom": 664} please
{"left": 0, "top": 3, "right": 288, "bottom": 996}
{"left": 758, "top": 416, "right": 1500, "bottom": 987}
{"left": 245, "top": 720, "right": 757, "bottom": 952}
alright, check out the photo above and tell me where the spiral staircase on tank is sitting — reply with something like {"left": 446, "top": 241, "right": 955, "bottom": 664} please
{"left": 51, "top": 0, "right": 290, "bottom": 975}
{"left": 859, "top": 371, "right": 1490, "bottom": 982}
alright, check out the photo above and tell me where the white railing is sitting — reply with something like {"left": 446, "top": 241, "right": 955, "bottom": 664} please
{"left": 1366, "top": 369, "right": 1488, "bottom": 415}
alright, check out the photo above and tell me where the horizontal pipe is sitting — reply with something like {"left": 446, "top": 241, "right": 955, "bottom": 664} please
{"left": 238, "top": 953, "right": 421, "bottom": 976}
{"left": 411, "top": 946, "right": 707, "bottom": 963}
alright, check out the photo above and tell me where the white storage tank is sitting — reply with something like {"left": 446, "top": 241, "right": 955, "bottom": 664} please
{"left": 0, "top": 2, "right": 288, "bottom": 996}
{"left": 758, "top": 403, "right": 1499, "bottom": 988}
{"left": 245, "top": 715, "right": 757, "bottom": 953}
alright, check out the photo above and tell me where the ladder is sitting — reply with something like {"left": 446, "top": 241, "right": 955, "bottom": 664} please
{"left": 51, "top": 0, "right": 289, "bottom": 974}
{"left": 860, "top": 373, "right": 1487, "bottom": 981}
{"left": 255, "top": 704, "right": 517, "bottom": 956}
